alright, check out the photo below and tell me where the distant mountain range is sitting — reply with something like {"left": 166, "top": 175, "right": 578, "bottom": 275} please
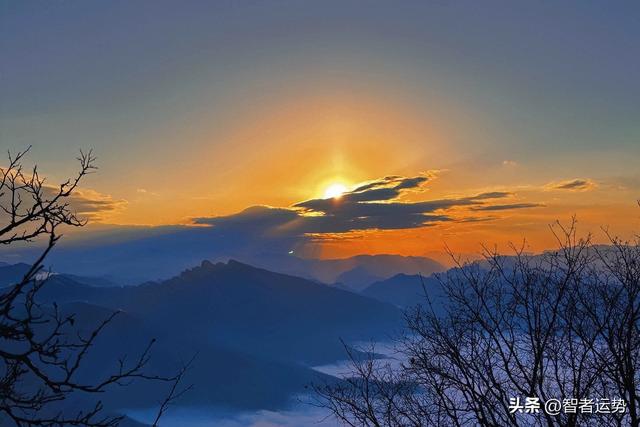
{"left": 0, "top": 262, "right": 121, "bottom": 288}
{"left": 7, "top": 259, "right": 403, "bottom": 416}
{"left": 0, "top": 224, "right": 445, "bottom": 285}
{"left": 1, "top": 235, "right": 622, "bottom": 424}
{"left": 229, "top": 253, "right": 446, "bottom": 292}
{"left": 0, "top": 252, "right": 476, "bottom": 423}
{"left": 361, "top": 273, "right": 445, "bottom": 309}
{"left": 0, "top": 261, "right": 31, "bottom": 286}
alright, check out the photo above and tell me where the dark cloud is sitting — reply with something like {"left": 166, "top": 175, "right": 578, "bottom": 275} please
{"left": 457, "top": 216, "right": 498, "bottom": 223}
{"left": 196, "top": 174, "right": 540, "bottom": 239}
{"left": 470, "top": 191, "right": 513, "bottom": 200}
{"left": 62, "top": 189, "right": 127, "bottom": 220}
{"left": 196, "top": 205, "right": 452, "bottom": 235}
{"left": 195, "top": 206, "right": 298, "bottom": 233}
{"left": 0, "top": 186, "right": 127, "bottom": 223}
{"left": 471, "top": 203, "right": 544, "bottom": 211}
{"left": 343, "top": 175, "right": 430, "bottom": 202}
{"left": 546, "top": 179, "right": 595, "bottom": 192}
{"left": 350, "top": 175, "right": 427, "bottom": 194}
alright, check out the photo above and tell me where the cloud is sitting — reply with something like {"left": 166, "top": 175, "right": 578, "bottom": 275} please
{"left": 471, "top": 203, "right": 544, "bottom": 211}
{"left": 136, "top": 188, "right": 159, "bottom": 196}
{"left": 344, "top": 174, "right": 430, "bottom": 201}
{"left": 470, "top": 191, "right": 513, "bottom": 200}
{"left": 545, "top": 179, "right": 596, "bottom": 192}
{"left": 51, "top": 187, "right": 127, "bottom": 221}
{"left": 195, "top": 174, "right": 539, "bottom": 239}
{"left": 0, "top": 185, "right": 127, "bottom": 224}
{"left": 0, "top": 173, "right": 545, "bottom": 279}
{"left": 456, "top": 216, "right": 498, "bottom": 223}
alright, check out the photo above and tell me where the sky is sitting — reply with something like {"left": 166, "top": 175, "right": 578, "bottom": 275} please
{"left": 1, "top": 0, "right": 639, "bottom": 258}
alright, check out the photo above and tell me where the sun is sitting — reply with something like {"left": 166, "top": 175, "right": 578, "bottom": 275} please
{"left": 323, "top": 183, "right": 348, "bottom": 199}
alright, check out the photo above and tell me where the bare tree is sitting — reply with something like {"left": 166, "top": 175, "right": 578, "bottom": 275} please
{"left": 0, "top": 147, "right": 189, "bottom": 426}
{"left": 314, "top": 218, "right": 640, "bottom": 427}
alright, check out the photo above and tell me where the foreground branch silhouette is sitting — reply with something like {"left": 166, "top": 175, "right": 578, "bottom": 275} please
{"left": 0, "top": 147, "right": 189, "bottom": 426}
{"left": 314, "top": 217, "right": 640, "bottom": 427}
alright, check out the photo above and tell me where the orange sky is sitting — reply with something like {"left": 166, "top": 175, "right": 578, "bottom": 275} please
{"left": 37, "top": 90, "right": 634, "bottom": 259}
{"left": 62, "top": 92, "right": 634, "bottom": 259}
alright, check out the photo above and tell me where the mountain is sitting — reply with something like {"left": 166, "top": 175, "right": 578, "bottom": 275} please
{"left": 0, "top": 225, "right": 226, "bottom": 283}
{"left": 245, "top": 253, "right": 446, "bottom": 292}
{"left": 53, "top": 301, "right": 334, "bottom": 412}
{"left": 0, "top": 262, "right": 31, "bottom": 286}
{"left": 39, "top": 260, "right": 403, "bottom": 364}
{"left": 8, "top": 297, "right": 335, "bottom": 422}
{"left": 31, "top": 260, "right": 402, "bottom": 413}
{"left": 334, "top": 266, "right": 383, "bottom": 292}
{"left": 362, "top": 273, "right": 445, "bottom": 309}
{"left": 116, "top": 417, "right": 149, "bottom": 427}
{"left": 60, "top": 273, "right": 121, "bottom": 287}
{"left": 0, "top": 225, "right": 445, "bottom": 285}
{"left": 0, "top": 261, "right": 120, "bottom": 288}
{"left": 134, "top": 259, "right": 403, "bottom": 364}
{"left": 336, "top": 255, "right": 445, "bottom": 282}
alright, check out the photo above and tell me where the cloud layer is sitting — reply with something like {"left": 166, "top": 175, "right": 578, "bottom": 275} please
{"left": 545, "top": 178, "right": 596, "bottom": 192}
{"left": 52, "top": 187, "right": 127, "bottom": 221}
{"left": 195, "top": 174, "right": 539, "bottom": 239}
{"left": 0, "top": 185, "right": 126, "bottom": 225}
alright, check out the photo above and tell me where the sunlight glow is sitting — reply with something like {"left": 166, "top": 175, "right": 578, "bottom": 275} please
{"left": 323, "top": 183, "right": 348, "bottom": 199}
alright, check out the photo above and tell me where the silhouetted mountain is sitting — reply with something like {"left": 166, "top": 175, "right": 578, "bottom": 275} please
{"left": 51, "top": 300, "right": 334, "bottom": 412}
{"left": 334, "top": 266, "right": 383, "bottom": 292}
{"left": 8, "top": 297, "right": 334, "bottom": 423}
{"left": 31, "top": 260, "right": 402, "bottom": 413}
{"left": 0, "top": 262, "right": 31, "bottom": 286}
{"left": 0, "top": 226, "right": 445, "bottom": 285}
{"left": 337, "top": 255, "right": 445, "bottom": 282}
{"left": 245, "top": 253, "right": 446, "bottom": 292}
{"left": 40, "top": 260, "right": 403, "bottom": 364}
{"left": 0, "top": 261, "right": 120, "bottom": 288}
{"left": 117, "top": 417, "right": 150, "bottom": 427}
{"left": 0, "top": 225, "right": 225, "bottom": 283}
{"left": 60, "top": 273, "right": 121, "bottom": 287}
{"left": 362, "top": 273, "right": 445, "bottom": 309}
